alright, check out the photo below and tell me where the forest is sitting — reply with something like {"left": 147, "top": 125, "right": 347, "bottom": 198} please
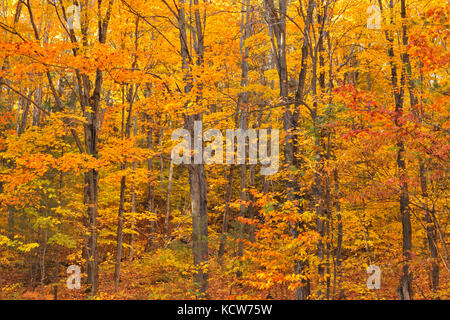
{"left": 0, "top": 0, "right": 448, "bottom": 300}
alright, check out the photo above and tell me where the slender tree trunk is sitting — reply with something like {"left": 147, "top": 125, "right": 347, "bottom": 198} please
{"left": 333, "top": 169, "right": 344, "bottom": 299}
{"left": 397, "top": 0, "right": 413, "bottom": 299}
{"left": 248, "top": 164, "right": 255, "bottom": 242}
{"left": 419, "top": 163, "right": 439, "bottom": 293}
{"left": 40, "top": 225, "right": 47, "bottom": 298}
{"left": 325, "top": 133, "right": 332, "bottom": 299}
{"left": 310, "top": 4, "right": 329, "bottom": 298}
{"left": 18, "top": 90, "right": 33, "bottom": 134}
{"left": 146, "top": 113, "right": 156, "bottom": 250}
{"left": 84, "top": 96, "right": 100, "bottom": 295}
{"left": 165, "top": 160, "right": 174, "bottom": 234}
{"left": 114, "top": 169, "right": 126, "bottom": 292}
{"left": 129, "top": 115, "right": 138, "bottom": 261}
{"left": 32, "top": 86, "right": 42, "bottom": 126}
{"left": 114, "top": 85, "right": 135, "bottom": 292}
{"left": 294, "top": 0, "right": 313, "bottom": 300}
{"left": 218, "top": 166, "right": 234, "bottom": 260}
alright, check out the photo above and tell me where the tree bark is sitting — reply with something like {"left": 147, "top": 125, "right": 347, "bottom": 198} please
{"left": 114, "top": 84, "right": 136, "bottom": 292}
{"left": 165, "top": 160, "right": 174, "bottom": 234}
{"left": 218, "top": 166, "right": 234, "bottom": 261}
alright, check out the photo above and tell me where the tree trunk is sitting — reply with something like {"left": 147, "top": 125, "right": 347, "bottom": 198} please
{"left": 218, "top": 166, "right": 234, "bottom": 260}
{"left": 333, "top": 169, "right": 344, "bottom": 299}
{"left": 397, "top": 0, "right": 413, "bottom": 300}
{"left": 165, "top": 160, "right": 174, "bottom": 234}
{"left": 114, "top": 85, "right": 135, "bottom": 292}
{"left": 129, "top": 115, "right": 138, "bottom": 261}
{"left": 178, "top": 0, "right": 208, "bottom": 296}
{"left": 146, "top": 113, "right": 156, "bottom": 250}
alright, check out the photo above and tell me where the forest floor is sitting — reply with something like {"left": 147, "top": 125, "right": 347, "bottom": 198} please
{"left": 1, "top": 240, "right": 448, "bottom": 300}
